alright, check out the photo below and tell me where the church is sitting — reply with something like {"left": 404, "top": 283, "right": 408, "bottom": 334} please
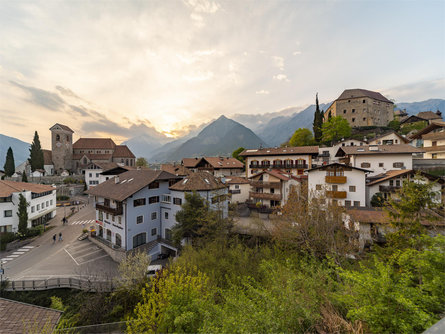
{"left": 48, "top": 123, "right": 136, "bottom": 175}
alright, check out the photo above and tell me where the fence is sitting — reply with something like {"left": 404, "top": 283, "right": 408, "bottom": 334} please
{"left": 54, "top": 321, "right": 128, "bottom": 334}
{"left": 4, "top": 277, "right": 114, "bottom": 292}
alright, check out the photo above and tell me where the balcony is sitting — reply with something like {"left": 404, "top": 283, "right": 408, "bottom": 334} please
{"left": 96, "top": 203, "right": 123, "bottom": 215}
{"left": 249, "top": 181, "right": 281, "bottom": 188}
{"left": 229, "top": 189, "right": 241, "bottom": 194}
{"left": 249, "top": 191, "right": 282, "bottom": 201}
{"left": 326, "top": 191, "right": 347, "bottom": 199}
{"left": 249, "top": 163, "right": 308, "bottom": 169}
{"left": 325, "top": 176, "right": 347, "bottom": 184}
{"left": 379, "top": 185, "right": 401, "bottom": 192}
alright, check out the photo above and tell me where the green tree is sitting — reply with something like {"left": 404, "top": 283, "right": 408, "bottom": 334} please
{"left": 135, "top": 157, "right": 148, "bottom": 167}
{"left": 387, "top": 119, "right": 400, "bottom": 131}
{"left": 232, "top": 147, "right": 245, "bottom": 163}
{"left": 370, "top": 192, "right": 385, "bottom": 207}
{"left": 29, "top": 131, "right": 44, "bottom": 172}
{"left": 3, "top": 147, "right": 15, "bottom": 177}
{"left": 312, "top": 93, "right": 323, "bottom": 143}
{"left": 17, "top": 193, "right": 29, "bottom": 234}
{"left": 322, "top": 116, "right": 352, "bottom": 144}
{"left": 289, "top": 128, "right": 314, "bottom": 147}
{"left": 21, "top": 172, "right": 28, "bottom": 182}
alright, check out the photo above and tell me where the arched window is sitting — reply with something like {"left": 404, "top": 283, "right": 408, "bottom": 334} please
{"left": 115, "top": 233, "right": 122, "bottom": 247}
{"left": 126, "top": 159, "right": 129, "bottom": 165}
{"left": 251, "top": 160, "right": 259, "bottom": 167}
{"left": 285, "top": 159, "right": 292, "bottom": 167}
{"left": 273, "top": 159, "right": 282, "bottom": 167}
{"left": 66, "top": 135, "right": 69, "bottom": 141}
{"left": 106, "top": 229, "right": 112, "bottom": 241}
{"left": 261, "top": 160, "right": 270, "bottom": 167}
{"left": 56, "top": 134, "right": 60, "bottom": 141}
{"left": 83, "top": 157, "right": 87, "bottom": 164}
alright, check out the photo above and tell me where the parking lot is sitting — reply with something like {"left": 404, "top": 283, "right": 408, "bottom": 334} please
{"left": 64, "top": 239, "right": 109, "bottom": 266}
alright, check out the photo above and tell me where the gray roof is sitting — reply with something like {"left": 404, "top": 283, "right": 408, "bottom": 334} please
{"left": 336, "top": 89, "right": 393, "bottom": 104}
{"left": 336, "top": 144, "right": 424, "bottom": 157}
{"left": 169, "top": 172, "right": 227, "bottom": 191}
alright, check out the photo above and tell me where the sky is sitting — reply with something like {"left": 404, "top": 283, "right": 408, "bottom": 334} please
{"left": 0, "top": 0, "right": 444, "bottom": 147}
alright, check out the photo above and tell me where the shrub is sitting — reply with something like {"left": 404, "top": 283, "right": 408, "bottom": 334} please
{"left": 0, "top": 232, "right": 17, "bottom": 250}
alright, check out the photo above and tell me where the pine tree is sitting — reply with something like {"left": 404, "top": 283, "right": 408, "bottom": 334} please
{"left": 312, "top": 93, "right": 323, "bottom": 143}
{"left": 3, "top": 147, "right": 15, "bottom": 177}
{"left": 22, "top": 172, "right": 28, "bottom": 182}
{"left": 17, "top": 193, "right": 29, "bottom": 234}
{"left": 29, "top": 131, "right": 44, "bottom": 172}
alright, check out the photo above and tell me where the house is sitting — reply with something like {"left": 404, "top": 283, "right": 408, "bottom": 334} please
{"left": 367, "top": 131, "right": 410, "bottom": 146}
{"left": 316, "top": 139, "right": 366, "bottom": 165}
{"left": 225, "top": 176, "right": 250, "bottom": 204}
{"left": 248, "top": 169, "right": 301, "bottom": 209}
{"left": 366, "top": 169, "right": 444, "bottom": 206}
{"left": 307, "top": 163, "right": 370, "bottom": 208}
{"left": 0, "top": 180, "right": 56, "bottom": 233}
{"left": 181, "top": 157, "right": 244, "bottom": 177}
{"left": 86, "top": 169, "right": 182, "bottom": 258}
{"left": 324, "top": 89, "right": 394, "bottom": 127}
{"left": 169, "top": 171, "right": 229, "bottom": 219}
{"left": 410, "top": 121, "right": 445, "bottom": 159}
{"left": 30, "top": 169, "right": 45, "bottom": 177}
{"left": 161, "top": 163, "right": 191, "bottom": 177}
{"left": 239, "top": 146, "right": 319, "bottom": 178}
{"left": 98, "top": 164, "right": 135, "bottom": 184}
{"left": 400, "top": 110, "right": 443, "bottom": 125}
{"left": 336, "top": 144, "right": 424, "bottom": 176}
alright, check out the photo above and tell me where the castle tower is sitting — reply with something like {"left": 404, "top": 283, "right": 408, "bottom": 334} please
{"left": 49, "top": 123, "right": 74, "bottom": 174}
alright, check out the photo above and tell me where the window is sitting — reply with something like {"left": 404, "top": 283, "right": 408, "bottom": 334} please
{"left": 345, "top": 200, "right": 351, "bottom": 207}
{"left": 363, "top": 99, "right": 366, "bottom": 103}
{"left": 396, "top": 180, "right": 401, "bottom": 187}
{"left": 46, "top": 201, "right": 49, "bottom": 207}
{"left": 4, "top": 210, "right": 12, "bottom": 217}
{"left": 432, "top": 141, "right": 437, "bottom": 147}
{"left": 106, "top": 213, "right": 109, "bottom": 220}
{"left": 31, "top": 206, "right": 35, "bottom": 213}
{"left": 133, "top": 198, "right": 146, "bottom": 207}
{"left": 149, "top": 196, "right": 159, "bottom": 204}
{"left": 352, "top": 109, "right": 355, "bottom": 113}
{"left": 165, "top": 228, "right": 172, "bottom": 240}
{"left": 389, "top": 180, "right": 394, "bottom": 186}
{"left": 343, "top": 109, "right": 346, "bottom": 114}
{"left": 316, "top": 184, "right": 322, "bottom": 190}
{"left": 353, "top": 201, "right": 360, "bottom": 207}
{"left": 42, "top": 202, "right": 45, "bottom": 209}
{"left": 379, "top": 163, "right": 384, "bottom": 167}
{"left": 161, "top": 195, "right": 171, "bottom": 203}
{"left": 99, "top": 211, "right": 103, "bottom": 221}
{"left": 393, "top": 162, "right": 404, "bottom": 168}
{"left": 136, "top": 215, "right": 143, "bottom": 224}
{"left": 115, "top": 233, "right": 122, "bottom": 247}
{"left": 96, "top": 173, "right": 99, "bottom": 177}
{"left": 89, "top": 173, "right": 92, "bottom": 177}
{"left": 332, "top": 185, "right": 338, "bottom": 191}
{"left": 151, "top": 228, "right": 157, "bottom": 236}
{"left": 118, "top": 216, "right": 122, "bottom": 224}
{"left": 363, "top": 118, "right": 366, "bottom": 121}
{"left": 37, "top": 204, "right": 40, "bottom": 210}
{"left": 133, "top": 233, "right": 146, "bottom": 248}
{"left": 349, "top": 186, "right": 356, "bottom": 192}
{"left": 352, "top": 118, "right": 355, "bottom": 122}
{"left": 106, "top": 229, "right": 112, "bottom": 241}
{"left": 165, "top": 212, "right": 169, "bottom": 219}
{"left": 432, "top": 153, "right": 438, "bottom": 159}
{"left": 151, "top": 212, "right": 157, "bottom": 220}
{"left": 361, "top": 162, "right": 371, "bottom": 168}
{"left": 173, "top": 197, "right": 182, "bottom": 205}
{"left": 56, "top": 134, "right": 60, "bottom": 141}
{"left": 149, "top": 181, "right": 159, "bottom": 189}
{"left": 235, "top": 185, "right": 240, "bottom": 189}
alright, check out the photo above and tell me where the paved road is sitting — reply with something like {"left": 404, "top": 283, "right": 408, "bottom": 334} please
{"left": 0, "top": 198, "right": 119, "bottom": 281}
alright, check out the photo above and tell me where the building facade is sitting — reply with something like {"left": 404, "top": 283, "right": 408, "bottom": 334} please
{"left": 325, "top": 89, "right": 394, "bottom": 127}
{"left": 50, "top": 123, "right": 74, "bottom": 174}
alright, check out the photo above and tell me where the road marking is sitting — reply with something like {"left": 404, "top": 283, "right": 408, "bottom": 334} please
{"left": 77, "top": 248, "right": 104, "bottom": 259}
{"left": 70, "top": 219, "right": 95, "bottom": 225}
{"left": 23, "top": 246, "right": 34, "bottom": 249}
{"left": 9, "top": 254, "right": 20, "bottom": 258}
{"left": 64, "top": 248, "right": 80, "bottom": 266}
{"left": 79, "top": 254, "right": 110, "bottom": 265}
{"left": 1, "top": 258, "right": 11, "bottom": 263}
{"left": 12, "top": 252, "right": 25, "bottom": 255}
{"left": 18, "top": 248, "right": 30, "bottom": 252}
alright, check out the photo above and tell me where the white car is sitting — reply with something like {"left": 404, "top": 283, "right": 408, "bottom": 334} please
{"left": 147, "top": 264, "right": 163, "bottom": 277}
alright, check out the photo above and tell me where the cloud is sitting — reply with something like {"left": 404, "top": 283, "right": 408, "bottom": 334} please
{"left": 10, "top": 81, "right": 66, "bottom": 111}
{"left": 382, "top": 78, "right": 445, "bottom": 103}
{"left": 256, "top": 90, "right": 270, "bottom": 95}
{"left": 55, "top": 85, "right": 81, "bottom": 99}
{"left": 182, "top": 71, "right": 214, "bottom": 82}
{"left": 184, "top": 0, "right": 220, "bottom": 14}
{"left": 292, "top": 51, "right": 302, "bottom": 55}
{"left": 273, "top": 74, "right": 290, "bottom": 82}
{"left": 272, "top": 56, "right": 284, "bottom": 70}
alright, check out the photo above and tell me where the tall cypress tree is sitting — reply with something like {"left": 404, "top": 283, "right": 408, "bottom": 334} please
{"left": 313, "top": 93, "right": 323, "bottom": 143}
{"left": 29, "top": 131, "right": 44, "bottom": 172}
{"left": 22, "top": 172, "right": 28, "bottom": 182}
{"left": 17, "top": 193, "right": 29, "bottom": 234}
{"left": 3, "top": 147, "right": 15, "bottom": 177}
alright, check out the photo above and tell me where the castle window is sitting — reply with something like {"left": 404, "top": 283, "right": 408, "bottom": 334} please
{"left": 352, "top": 118, "right": 355, "bottom": 122}
{"left": 343, "top": 110, "right": 346, "bottom": 114}
{"left": 363, "top": 117, "right": 366, "bottom": 121}
{"left": 56, "top": 134, "right": 60, "bottom": 141}
{"left": 363, "top": 99, "right": 366, "bottom": 103}
{"left": 66, "top": 135, "right": 69, "bottom": 141}
{"left": 352, "top": 109, "right": 355, "bottom": 113}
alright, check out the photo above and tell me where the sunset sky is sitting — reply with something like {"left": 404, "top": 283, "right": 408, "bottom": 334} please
{"left": 1, "top": 0, "right": 444, "bottom": 147}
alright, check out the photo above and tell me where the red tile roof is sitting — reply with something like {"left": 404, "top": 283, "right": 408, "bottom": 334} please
{"left": 112, "top": 145, "right": 135, "bottom": 158}
{"left": 72, "top": 153, "right": 113, "bottom": 161}
{"left": 367, "top": 169, "right": 412, "bottom": 186}
{"left": 161, "top": 164, "right": 191, "bottom": 176}
{"left": 336, "top": 144, "right": 424, "bottom": 156}
{"left": 50, "top": 123, "right": 74, "bottom": 133}
{"left": 249, "top": 169, "right": 291, "bottom": 181}
{"left": 203, "top": 157, "right": 244, "bottom": 169}
{"left": 182, "top": 157, "right": 201, "bottom": 168}
{"left": 73, "top": 138, "right": 116, "bottom": 149}
{"left": 42, "top": 149, "right": 53, "bottom": 165}
{"left": 0, "top": 180, "right": 55, "bottom": 197}
{"left": 169, "top": 172, "right": 227, "bottom": 191}
{"left": 225, "top": 176, "right": 249, "bottom": 184}
{"left": 239, "top": 146, "right": 319, "bottom": 157}
{"left": 0, "top": 297, "right": 62, "bottom": 334}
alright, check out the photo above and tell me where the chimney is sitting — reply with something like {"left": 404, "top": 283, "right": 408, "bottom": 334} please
{"left": 115, "top": 175, "right": 120, "bottom": 184}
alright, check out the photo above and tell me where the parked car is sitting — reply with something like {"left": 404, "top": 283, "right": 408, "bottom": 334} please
{"left": 146, "top": 264, "right": 163, "bottom": 277}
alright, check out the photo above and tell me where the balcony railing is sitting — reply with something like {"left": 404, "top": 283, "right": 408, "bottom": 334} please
{"left": 249, "top": 181, "right": 281, "bottom": 188}
{"left": 379, "top": 185, "right": 401, "bottom": 192}
{"left": 229, "top": 189, "right": 241, "bottom": 194}
{"left": 325, "top": 176, "right": 347, "bottom": 184}
{"left": 249, "top": 163, "right": 308, "bottom": 169}
{"left": 326, "top": 191, "right": 347, "bottom": 199}
{"left": 96, "top": 203, "right": 123, "bottom": 215}
{"left": 249, "top": 191, "right": 282, "bottom": 201}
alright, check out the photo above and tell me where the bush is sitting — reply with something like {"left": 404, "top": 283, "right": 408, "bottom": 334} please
{"left": 63, "top": 177, "right": 76, "bottom": 184}
{"left": 0, "top": 232, "right": 17, "bottom": 250}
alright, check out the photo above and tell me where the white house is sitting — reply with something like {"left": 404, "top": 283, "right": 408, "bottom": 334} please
{"left": 181, "top": 157, "right": 244, "bottom": 177}
{"left": 366, "top": 169, "right": 444, "bottom": 206}
{"left": 367, "top": 131, "right": 410, "bottom": 146}
{"left": 410, "top": 121, "right": 445, "bottom": 159}
{"left": 317, "top": 139, "right": 366, "bottom": 166}
{"left": 225, "top": 176, "right": 250, "bottom": 204}
{"left": 307, "top": 163, "right": 370, "bottom": 207}
{"left": 248, "top": 169, "right": 301, "bottom": 209}
{"left": 0, "top": 180, "right": 56, "bottom": 233}
{"left": 335, "top": 144, "right": 424, "bottom": 176}
{"left": 83, "top": 162, "right": 122, "bottom": 189}
{"left": 239, "top": 146, "right": 319, "bottom": 178}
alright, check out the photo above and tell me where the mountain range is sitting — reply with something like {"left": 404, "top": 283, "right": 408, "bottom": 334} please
{"left": 0, "top": 134, "right": 30, "bottom": 170}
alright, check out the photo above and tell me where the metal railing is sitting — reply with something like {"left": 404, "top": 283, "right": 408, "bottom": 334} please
{"left": 95, "top": 203, "right": 123, "bottom": 215}
{"left": 4, "top": 277, "right": 115, "bottom": 292}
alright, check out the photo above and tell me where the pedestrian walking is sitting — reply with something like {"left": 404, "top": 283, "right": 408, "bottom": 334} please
{"left": 59, "top": 232, "right": 63, "bottom": 241}
{"left": 62, "top": 217, "right": 67, "bottom": 225}
{"left": 53, "top": 234, "right": 56, "bottom": 243}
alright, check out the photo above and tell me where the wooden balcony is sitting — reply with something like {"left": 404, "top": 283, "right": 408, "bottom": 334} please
{"left": 249, "top": 181, "right": 281, "bottom": 188}
{"left": 96, "top": 203, "right": 123, "bottom": 215}
{"left": 249, "top": 192, "right": 282, "bottom": 201}
{"left": 229, "top": 189, "right": 241, "bottom": 194}
{"left": 379, "top": 185, "right": 401, "bottom": 192}
{"left": 326, "top": 191, "right": 347, "bottom": 199}
{"left": 325, "top": 176, "right": 347, "bottom": 184}
{"left": 249, "top": 163, "right": 308, "bottom": 169}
